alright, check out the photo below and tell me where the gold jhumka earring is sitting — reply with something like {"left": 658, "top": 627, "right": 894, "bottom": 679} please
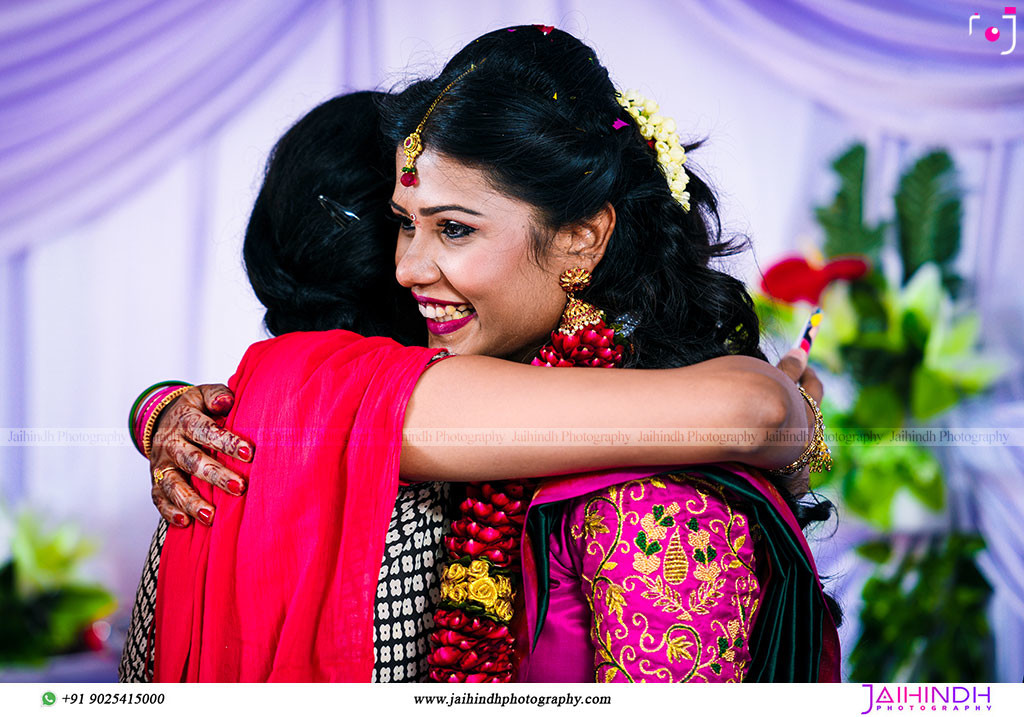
{"left": 557, "top": 267, "right": 604, "bottom": 334}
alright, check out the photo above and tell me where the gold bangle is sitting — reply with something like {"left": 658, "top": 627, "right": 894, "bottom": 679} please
{"left": 770, "top": 386, "right": 832, "bottom": 475}
{"left": 142, "top": 386, "right": 191, "bottom": 458}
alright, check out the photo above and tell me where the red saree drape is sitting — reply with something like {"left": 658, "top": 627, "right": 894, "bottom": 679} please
{"left": 153, "top": 330, "right": 446, "bottom": 682}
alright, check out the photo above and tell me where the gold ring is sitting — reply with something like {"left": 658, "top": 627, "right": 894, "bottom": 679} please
{"left": 153, "top": 467, "right": 172, "bottom": 486}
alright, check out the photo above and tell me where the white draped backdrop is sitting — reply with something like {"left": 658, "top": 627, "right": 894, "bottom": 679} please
{"left": 1, "top": 0, "right": 1022, "bottom": 680}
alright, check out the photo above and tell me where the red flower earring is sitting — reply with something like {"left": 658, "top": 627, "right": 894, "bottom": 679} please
{"left": 532, "top": 268, "right": 625, "bottom": 368}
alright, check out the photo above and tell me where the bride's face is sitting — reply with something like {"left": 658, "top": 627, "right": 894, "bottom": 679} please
{"left": 391, "top": 148, "right": 570, "bottom": 360}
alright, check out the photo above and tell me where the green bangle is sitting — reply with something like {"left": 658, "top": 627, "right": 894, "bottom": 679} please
{"left": 128, "top": 380, "right": 191, "bottom": 455}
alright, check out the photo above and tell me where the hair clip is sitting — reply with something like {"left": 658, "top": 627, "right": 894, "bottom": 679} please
{"left": 612, "top": 118, "right": 629, "bottom": 130}
{"left": 317, "top": 195, "right": 360, "bottom": 228}
{"left": 615, "top": 311, "right": 640, "bottom": 338}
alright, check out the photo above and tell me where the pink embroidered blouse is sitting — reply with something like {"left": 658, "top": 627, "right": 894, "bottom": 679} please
{"left": 526, "top": 471, "right": 764, "bottom": 682}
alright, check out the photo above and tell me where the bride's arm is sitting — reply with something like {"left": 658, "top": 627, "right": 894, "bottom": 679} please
{"left": 400, "top": 354, "right": 814, "bottom": 480}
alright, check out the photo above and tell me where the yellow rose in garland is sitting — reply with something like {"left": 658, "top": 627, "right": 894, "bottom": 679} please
{"left": 443, "top": 562, "right": 467, "bottom": 584}
{"left": 448, "top": 583, "right": 470, "bottom": 604}
{"left": 494, "top": 600, "right": 514, "bottom": 623}
{"left": 467, "top": 560, "right": 490, "bottom": 580}
{"left": 494, "top": 575, "right": 512, "bottom": 599}
{"left": 468, "top": 577, "right": 499, "bottom": 609}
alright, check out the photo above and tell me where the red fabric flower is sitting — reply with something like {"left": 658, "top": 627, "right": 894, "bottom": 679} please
{"left": 428, "top": 608, "right": 516, "bottom": 682}
{"left": 531, "top": 320, "right": 624, "bottom": 368}
{"left": 760, "top": 254, "right": 870, "bottom": 304}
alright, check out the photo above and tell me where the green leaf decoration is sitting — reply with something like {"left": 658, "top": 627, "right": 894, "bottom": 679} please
{"left": 718, "top": 637, "right": 729, "bottom": 655}
{"left": 646, "top": 541, "right": 662, "bottom": 556}
{"left": 926, "top": 312, "right": 979, "bottom": 363}
{"left": 899, "top": 263, "right": 944, "bottom": 338}
{"left": 841, "top": 454, "right": 902, "bottom": 529}
{"left": 659, "top": 516, "right": 674, "bottom": 528}
{"left": 687, "top": 518, "right": 699, "bottom": 531}
{"left": 930, "top": 356, "right": 1006, "bottom": 395}
{"left": 694, "top": 548, "right": 706, "bottom": 564}
{"left": 634, "top": 532, "right": 648, "bottom": 552}
{"left": 753, "top": 142, "right": 996, "bottom": 682}
{"left": 10, "top": 513, "right": 96, "bottom": 597}
{"left": 850, "top": 534, "right": 992, "bottom": 682}
{"left": 711, "top": 662, "right": 722, "bottom": 675}
{"left": 911, "top": 366, "right": 960, "bottom": 421}
{"left": 841, "top": 440, "right": 945, "bottom": 527}
{"left": 894, "top": 150, "right": 962, "bottom": 289}
{"left": 652, "top": 505, "right": 664, "bottom": 521}
{"left": 852, "top": 384, "right": 904, "bottom": 432}
{"left": 924, "top": 309, "right": 1006, "bottom": 395}
{"left": 815, "top": 144, "right": 886, "bottom": 261}
{"left": 855, "top": 540, "right": 894, "bottom": 564}
{"left": 46, "top": 585, "right": 117, "bottom": 650}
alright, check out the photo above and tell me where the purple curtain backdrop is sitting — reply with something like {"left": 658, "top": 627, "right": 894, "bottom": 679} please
{"left": 686, "top": 0, "right": 1024, "bottom": 143}
{"left": 1, "top": 0, "right": 1021, "bottom": 681}
{"left": 0, "top": 0, "right": 330, "bottom": 253}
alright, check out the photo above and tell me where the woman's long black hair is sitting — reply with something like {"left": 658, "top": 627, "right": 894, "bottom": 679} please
{"left": 382, "top": 26, "right": 840, "bottom": 622}
{"left": 243, "top": 91, "right": 425, "bottom": 346}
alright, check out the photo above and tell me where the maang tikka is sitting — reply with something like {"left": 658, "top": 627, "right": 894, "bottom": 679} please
{"left": 401, "top": 61, "right": 485, "bottom": 187}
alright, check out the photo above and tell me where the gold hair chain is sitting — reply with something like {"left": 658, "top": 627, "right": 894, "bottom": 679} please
{"left": 401, "top": 61, "right": 485, "bottom": 185}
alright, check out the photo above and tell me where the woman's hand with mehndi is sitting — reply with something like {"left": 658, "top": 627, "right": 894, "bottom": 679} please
{"left": 149, "top": 384, "right": 251, "bottom": 527}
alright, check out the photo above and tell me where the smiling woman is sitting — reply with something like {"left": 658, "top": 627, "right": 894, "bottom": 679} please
{"left": 389, "top": 149, "right": 610, "bottom": 361}
{"left": 379, "top": 25, "right": 840, "bottom": 682}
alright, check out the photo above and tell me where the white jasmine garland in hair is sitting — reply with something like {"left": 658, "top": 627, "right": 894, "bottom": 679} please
{"left": 616, "top": 89, "right": 691, "bottom": 212}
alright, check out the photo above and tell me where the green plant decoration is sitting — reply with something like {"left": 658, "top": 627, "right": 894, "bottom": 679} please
{"left": 816, "top": 144, "right": 887, "bottom": 263}
{"left": 0, "top": 510, "right": 116, "bottom": 665}
{"left": 753, "top": 143, "right": 1005, "bottom": 681}
{"left": 849, "top": 534, "right": 992, "bottom": 682}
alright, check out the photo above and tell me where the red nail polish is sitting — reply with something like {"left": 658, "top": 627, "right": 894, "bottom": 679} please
{"left": 227, "top": 479, "right": 245, "bottom": 496}
{"left": 197, "top": 508, "right": 213, "bottom": 525}
{"left": 237, "top": 445, "right": 253, "bottom": 462}
{"left": 173, "top": 514, "right": 187, "bottom": 527}
{"left": 213, "top": 394, "right": 233, "bottom": 410}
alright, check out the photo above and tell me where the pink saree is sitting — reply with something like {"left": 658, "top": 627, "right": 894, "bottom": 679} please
{"left": 153, "top": 330, "right": 446, "bottom": 682}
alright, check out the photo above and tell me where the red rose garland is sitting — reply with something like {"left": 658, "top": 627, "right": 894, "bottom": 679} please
{"left": 427, "top": 319, "right": 626, "bottom": 682}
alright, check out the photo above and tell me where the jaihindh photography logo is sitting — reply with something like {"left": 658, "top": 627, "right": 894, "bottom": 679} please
{"left": 860, "top": 684, "right": 993, "bottom": 713}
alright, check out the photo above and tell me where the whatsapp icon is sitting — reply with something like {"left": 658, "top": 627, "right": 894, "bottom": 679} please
{"left": 42, "top": 691, "right": 56, "bottom": 706}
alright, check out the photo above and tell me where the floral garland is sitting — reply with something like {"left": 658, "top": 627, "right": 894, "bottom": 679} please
{"left": 616, "top": 89, "right": 691, "bottom": 212}
{"left": 427, "top": 323, "right": 626, "bottom": 682}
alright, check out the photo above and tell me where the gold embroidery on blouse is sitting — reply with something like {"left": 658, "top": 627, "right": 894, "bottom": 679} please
{"left": 574, "top": 472, "right": 761, "bottom": 682}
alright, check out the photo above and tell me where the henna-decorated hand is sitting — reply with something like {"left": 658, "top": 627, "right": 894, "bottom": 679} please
{"left": 149, "top": 384, "right": 252, "bottom": 528}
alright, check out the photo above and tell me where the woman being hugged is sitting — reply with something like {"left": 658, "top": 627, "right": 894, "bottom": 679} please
{"left": 380, "top": 25, "right": 838, "bottom": 683}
